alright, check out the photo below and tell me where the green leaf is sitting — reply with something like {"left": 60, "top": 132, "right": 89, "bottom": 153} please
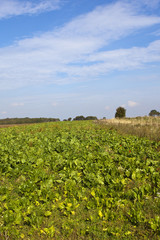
{"left": 44, "top": 211, "right": 52, "bottom": 217}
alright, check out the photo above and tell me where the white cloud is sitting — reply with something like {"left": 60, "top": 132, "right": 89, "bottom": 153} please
{"left": 11, "top": 103, "right": 24, "bottom": 107}
{"left": 1, "top": 111, "right": 7, "bottom": 115}
{"left": 0, "top": 2, "right": 160, "bottom": 89}
{"left": 0, "top": 0, "right": 60, "bottom": 19}
{"left": 57, "top": 2, "right": 160, "bottom": 43}
{"left": 84, "top": 40, "right": 160, "bottom": 72}
{"left": 128, "top": 101, "right": 139, "bottom": 107}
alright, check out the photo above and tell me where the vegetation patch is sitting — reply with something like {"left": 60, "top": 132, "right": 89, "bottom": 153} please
{"left": 0, "top": 121, "right": 159, "bottom": 239}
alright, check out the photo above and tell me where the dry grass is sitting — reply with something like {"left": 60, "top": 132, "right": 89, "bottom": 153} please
{"left": 96, "top": 117, "right": 160, "bottom": 142}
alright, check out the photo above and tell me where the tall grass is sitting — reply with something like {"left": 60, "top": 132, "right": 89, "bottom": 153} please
{"left": 96, "top": 117, "right": 160, "bottom": 142}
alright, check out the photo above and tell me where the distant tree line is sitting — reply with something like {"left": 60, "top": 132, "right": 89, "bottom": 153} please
{"left": 0, "top": 116, "right": 98, "bottom": 125}
{"left": 0, "top": 117, "right": 60, "bottom": 125}
{"left": 1, "top": 109, "right": 159, "bottom": 126}
{"left": 72, "top": 116, "right": 98, "bottom": 121}
{"left": 63, "top": 116, "right": 98, "bottom": 121}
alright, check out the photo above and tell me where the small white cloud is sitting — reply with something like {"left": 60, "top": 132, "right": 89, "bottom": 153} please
{"left": 105, "top": 106, "right": 110, "bottom": 110}
{"left": 1, "top": 111, "right": 7, "bottom": 114}
{"left": 11, "top": 102, "right": 24, "bottom": 107}
{"left": 128, "top": 101, "right": 139, "bottom": 107}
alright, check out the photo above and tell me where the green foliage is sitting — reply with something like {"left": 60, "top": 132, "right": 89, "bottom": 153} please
{"left": 73, "top": 116, "right": 98, "bottom": 121}
{"left": 0, "top": 121, "right": 159, "bottom": 239}
{"left": 73, "top": 115, "right": 86, "bottom": 120}
{"left": 85, "top": 116, "right": 98, "bottom": 120}
{"left": 115, "top": 107, "right": 126, "bottom": 118}
{"left": 149, "top": 110, "right": 160, "bottom": 117}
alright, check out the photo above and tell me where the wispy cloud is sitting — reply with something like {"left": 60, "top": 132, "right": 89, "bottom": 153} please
{"left": 84, "top": 40, "right": 160, "bottom": 73}
{"left": 0, "top": 0, "right": 60, "bottom": 19}
{"left": 0, "top": 2, "right": 160, "bottom": 90}
{"left": 124, "top": 0, "right": 160, "bottom": 10}
{"left": 138, "top": 0, "right": 160, "bottom": 9}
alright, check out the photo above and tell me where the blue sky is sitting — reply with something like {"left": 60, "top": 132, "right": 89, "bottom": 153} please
{"left": 0, "top": 0, "right": 160, "bottom": 120}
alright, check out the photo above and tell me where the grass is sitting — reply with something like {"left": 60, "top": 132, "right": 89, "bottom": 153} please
{"left": 96, "top": 116, "right": 160, "bottom": 142}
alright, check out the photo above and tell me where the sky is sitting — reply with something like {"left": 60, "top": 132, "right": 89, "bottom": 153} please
{"left": 0, "top": 0, "right": 160, "bottom": 120}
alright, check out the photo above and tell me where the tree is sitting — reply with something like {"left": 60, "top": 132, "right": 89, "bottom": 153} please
{"left": 149, "top": 110, "right": 160, "bottom": 117}
{"left": 68, "top": 117, "right": 72, "bottom": 121}
{"left": 115, "top": 107, "right": 126, "bottom": 118}
{"left": 85, "top": 116, "right": 98, "bottom": 120}
{"left": 73, "top": 115, "right": 85, "bottom": 121}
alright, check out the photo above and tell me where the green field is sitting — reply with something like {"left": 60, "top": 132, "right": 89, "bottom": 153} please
{"left": 0, "top": 121, "right": 160, "bottom": 239}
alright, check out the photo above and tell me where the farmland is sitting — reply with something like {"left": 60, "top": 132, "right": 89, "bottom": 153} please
{"left": 0, "top": 121, "right": 160, "bottom": 239}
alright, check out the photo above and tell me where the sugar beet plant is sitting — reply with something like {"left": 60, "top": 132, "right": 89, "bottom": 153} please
{"left": 0, "top": 121, "right": 160, "bottom": 239}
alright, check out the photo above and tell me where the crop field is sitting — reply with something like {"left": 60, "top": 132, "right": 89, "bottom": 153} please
{"left": 0, "top": 121, "right": 160, "bottom": 239}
